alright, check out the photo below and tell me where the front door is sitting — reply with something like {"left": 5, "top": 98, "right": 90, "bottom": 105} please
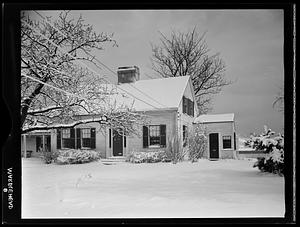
{"left": 113, "top": 130, "right": 123, "bottom": 156}
{"left": 209, "top": 133, "right": 219, "bottom": 159}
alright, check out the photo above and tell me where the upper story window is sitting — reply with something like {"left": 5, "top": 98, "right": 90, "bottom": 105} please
{"left": 182, "top": 96, "right": 194, "bottom": 117}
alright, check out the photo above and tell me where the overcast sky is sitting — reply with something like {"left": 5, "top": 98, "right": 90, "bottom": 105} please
{"left": 33, "top": 10, "right": 284, "bottom": 136}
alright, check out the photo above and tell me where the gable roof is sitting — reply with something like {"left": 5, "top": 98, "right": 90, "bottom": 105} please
{"left": 113, "top": 76, "right": 191, "bottom": 112}
{"left": 194, "top": 113, "right": 235, "bottom": 123}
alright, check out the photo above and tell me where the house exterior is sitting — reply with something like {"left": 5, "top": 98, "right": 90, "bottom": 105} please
{"left": 21, "top": 66, "right": 237, "bottom": 160}
{"left": 194, "top": 113, "right": 237, "bottom": 159}
{"left": 22, "top": 66, "right": 198, "bottom": 159}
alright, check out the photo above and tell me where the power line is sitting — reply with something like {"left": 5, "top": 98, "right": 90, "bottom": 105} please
{"left": 31, "top": 11, "right": 169, "bottom": 109}
{"left": 22, "top": 19, "right": 168, "bottom": 111}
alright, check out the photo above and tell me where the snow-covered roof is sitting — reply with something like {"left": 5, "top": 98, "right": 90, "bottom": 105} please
{"left": 112, "top": 76, "right": 191, "bottom": 112}
{"left": 194, "top": 113, "right": 235, "bottom": 123}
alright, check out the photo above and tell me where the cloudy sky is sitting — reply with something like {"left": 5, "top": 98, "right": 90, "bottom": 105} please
{"left": 32, "top": 10, "right": 284, "bottom": 136}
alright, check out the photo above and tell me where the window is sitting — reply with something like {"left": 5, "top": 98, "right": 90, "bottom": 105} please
{"left": 143, "top": 125, "right": 166, "bottom": 148}
{"left": 149, "top": 125, "right": 160, "bottom": 146}
{"left": 81, "top": 128, "right": 92, "bottom": 148}
{"left": 62, "top": 129, "right": 70, "bottom": 138}
{"left": 61, "top": 128, "right": 75, "bottom": 149}
{"left": 183, "top": 125, "right": 188, "bottom": 147}
{"left": 182, "top": 96, "right": 194, "bottom": 117}
{"left": 57, "top": 128, "right": 95, "bottom": 150}
{"left": 223, "top": 135, "right": 232, "bottom": 149}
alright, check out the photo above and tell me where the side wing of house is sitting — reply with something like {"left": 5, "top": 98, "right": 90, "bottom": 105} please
{"left": 203, "top": 121, "right": 237, "bottom": 159}
{"left": 50, "top": 116, "right": 108, "bottom": 158}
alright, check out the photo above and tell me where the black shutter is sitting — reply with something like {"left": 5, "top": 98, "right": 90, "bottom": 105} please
{"left": 191, "top": 101, "right": 194, "bottom": 117}
{"left": 124, "top": 135, "right": 126, "bottom": 148}
{"left": 189, "top": 99, "right": 193, "bottom": 116}
{"left": 91, "top": 128, "right": 96, "bottom": 149}
{"left": 234, "top": 132, "right": 236, "bottom": 150}
{"left": 109, "top": 129, "right": 112, "bottom": 148}
{"left": 182, "top": 96, "right": 186, "bottom": 114}
{"left": 76, "top": 128, "right": 81, "bottom": 149}
{"left": 57, "top": 129, "right": 61, "bottom": 149}
{"left": 160, "top": 125, "right": 166, "bottom": 147}
{"left": 143, "top": 126, "right": 149, "bottom": 148}
{"left": 70, "top": 128, "right": 75, "bottom": 149}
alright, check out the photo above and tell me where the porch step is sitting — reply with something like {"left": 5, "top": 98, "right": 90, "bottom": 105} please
{"left": 101, "top": 157, "right": 126, "bottom": 165}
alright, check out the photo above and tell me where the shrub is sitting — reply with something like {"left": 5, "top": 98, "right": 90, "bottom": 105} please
{"left": 55, "top": 149, "right": 101, "bottom": 164}
{"left": 249, "top": 126, "right": 284, "bottom": 175}
{"left": 41, "top": 150, "right": 58, "bottom": 164}
{"left": 126, "top": 150, "right": 170, "bottom": 163}
{"left": 187, "top": 125, "right": 208, "bottom": 162}
{"left": 167, "top": 136, "right": 182, "bottom": 163}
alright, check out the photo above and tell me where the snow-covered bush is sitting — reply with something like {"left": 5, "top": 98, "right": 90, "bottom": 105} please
{"left": 167, "top": 135, "right": 184, "bottom": 163}
{"left": 187, "top": 125, "right": 208, "bottom": 162}
{"left": 41, "top": 150, "right": 58, "bottom": 164}
{"left": 126, "top": 150, "right": 170, "bottom": 163}
{"left": 55, "top": 149, "right": 101, "bottom": 164}
{"left": 249, "top": 126, "right": 284, "bottom": 175}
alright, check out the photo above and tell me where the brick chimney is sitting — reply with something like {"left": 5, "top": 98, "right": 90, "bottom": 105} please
{"left": 117, "top": 66, "right": 140, "bottom": 84}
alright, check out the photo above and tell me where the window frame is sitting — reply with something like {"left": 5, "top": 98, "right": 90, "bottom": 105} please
{"left": 81, "top": 128, "right": 92, "bottom": 149}
{"left": 61, "top": 128, "right": 74, "bottom": 149}
{"left": 148, "top": 125, "right": 161, "bottom": 147}
{"left": 222, "top": 135, "right": 232, "bottom": 149}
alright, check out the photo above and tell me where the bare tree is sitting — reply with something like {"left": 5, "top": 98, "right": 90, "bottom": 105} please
{"left": 21, "top": 11, "right": 145, "bottom": 134}
{"left": 151, "top": 28, "right": 230, "bottom": 114}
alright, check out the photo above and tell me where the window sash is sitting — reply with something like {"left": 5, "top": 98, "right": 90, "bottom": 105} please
{"left": 62, "top": 129, "right": 70, "bottom": 138}
{"left": 82, "top": 128, "right": 91, "bottom": 138}
{"left": 223, "top": 136, "right": 232, "bottom": 149}
{"left": 149, "top": 125, "right": 160, "bottom": 146}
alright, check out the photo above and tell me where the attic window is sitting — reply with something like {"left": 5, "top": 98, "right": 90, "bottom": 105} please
{"left": 182, "top": 96, "right": 194, "bottom": 117}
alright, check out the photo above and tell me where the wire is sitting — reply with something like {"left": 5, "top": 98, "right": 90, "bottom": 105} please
{"left": 22, "top": 19, "right": 167, "bottom": 111}
{"left": 31, "top": 11, "right": 169, "bottom": 109}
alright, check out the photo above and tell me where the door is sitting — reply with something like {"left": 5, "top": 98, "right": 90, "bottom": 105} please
{"left": 45, "top": 135, "right": 51, "bottom": 152}
{"left": 113, "top": 130, "right": 123, "bottom": 156}
{"left": 209, "top": 133, "right": 219, "bottom": 159}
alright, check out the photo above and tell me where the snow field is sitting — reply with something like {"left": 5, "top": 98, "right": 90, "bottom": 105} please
{"left": 22, "top": 158, "right": 284, "bottom": 218}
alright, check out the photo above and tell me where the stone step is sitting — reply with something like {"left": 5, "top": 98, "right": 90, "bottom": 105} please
{"left": 101, "top": 157, "right": 126, "bottom": 165}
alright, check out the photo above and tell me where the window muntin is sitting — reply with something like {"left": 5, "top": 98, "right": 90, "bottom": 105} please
{"left": 81, "top": 128, "right": 92, "bottom": 148}
{"left": 149, "top": 125, "right": 160, "bottom": 146}
{"left": 223, "top": 135, "right": 232, "bottom": 149}
{"left": 61, "top": 129, "right": 73, "bottom": 149}
{"left": 62, "top": 129, "right": 70, "bottom": 138}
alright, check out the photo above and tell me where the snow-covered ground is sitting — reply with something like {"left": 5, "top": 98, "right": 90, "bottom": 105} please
{"left": 22, "top": 158, "right": 285, "bottom": 218}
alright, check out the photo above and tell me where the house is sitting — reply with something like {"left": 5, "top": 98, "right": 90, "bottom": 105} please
{"left": 194, "top": 113, "right": 237, "bottom": 159}
{"left": 22, "top": 66, "right": 198, "bottom": 159}
{"left": 21, "top": 66, "right": 237, "bottom": 160}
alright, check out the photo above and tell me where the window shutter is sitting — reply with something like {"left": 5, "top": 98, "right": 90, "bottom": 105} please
{"left": 76, "top": 128, "right": 81, "bottom": 149}
{"left": 70, "top": 128, "right": 76, "bottom": 149}
{"left": 109, "top": 129, "right": 112, "bottom": 148}
{"left": 234, "top": 132, "right": 236, "bottom": 150}
{"left": 191, "top": 101, "right": 194, "bottom": 117}
{"left": 57, "top": 129, "right": 61, "bottom": 149}
{"left": 143, "top": 126, "right": 149, "bottom": 148}
{"left": 91, "top": 128, "right": 96, "bottom": 149}
{"left": 160, "top": 125, "right": 166, "bottom": 147}
{"left": 124, "top": 135, "right": 127, "bottom": 148}
{"left": 182, "top": 96, "right": 185, "bottom": 113}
